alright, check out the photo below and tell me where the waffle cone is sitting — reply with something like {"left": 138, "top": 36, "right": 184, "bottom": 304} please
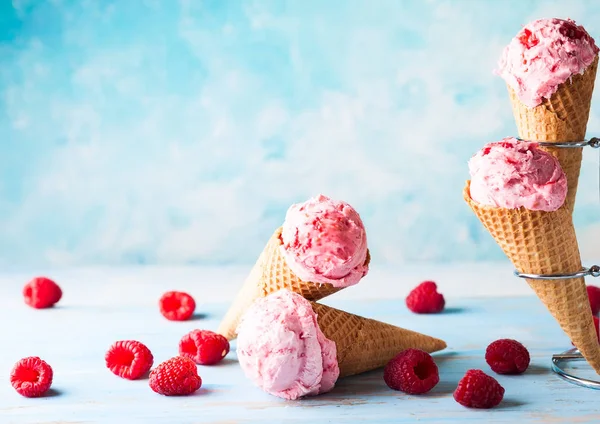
{"left": 217, "top": 227, "right": 371, "bottom": 340}
{"left": 507, "top": 56, "right": 598, "bottom": 212}
{"left": 311, "top": 302, "right": 446, "bottom": 377}
{"left": 464, "top": 181, "right": 600, "bottom": 373}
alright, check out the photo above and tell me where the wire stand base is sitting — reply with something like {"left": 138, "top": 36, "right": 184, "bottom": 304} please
{"left": 552, "top": 348, "right": 600, "bottom": 390}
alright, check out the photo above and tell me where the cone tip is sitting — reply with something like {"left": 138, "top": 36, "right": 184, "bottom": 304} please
{"left": 217, "top": 325, "right": 237, "bottom": 341}
{"left": 433, "top": 338, "right": 447, "bottom": 352}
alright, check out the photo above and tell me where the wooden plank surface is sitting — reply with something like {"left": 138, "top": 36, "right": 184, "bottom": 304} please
{"left": 0, "top": 267, "right": 598, "bottom": 423}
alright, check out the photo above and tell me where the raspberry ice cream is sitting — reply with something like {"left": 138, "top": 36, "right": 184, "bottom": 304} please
{"left": 497, "top": 18, "right": 599, "bottom": 107}
{"left": 236, "top": 290, "right": 339, "bottom": 400}
{"left": 468, "top": 137, "right": 567, "bottom": 212}
{"left": 280, "top": 195, "right": 368, "bottom": 288}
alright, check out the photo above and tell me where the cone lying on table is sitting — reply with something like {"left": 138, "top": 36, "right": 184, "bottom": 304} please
{"left": 236, "top": 289, "right": 447, "bottom": 400}
{"left": 507, "top": 56, "right": 599, "bottom": 212}
{"left": 217, "top": 227, "right": 371, "bottom": 340}
{"left": 311, "top": 302, "right": 446, "bottom": 377}
{"left": 464, "top": 181, "right": 600, "bottom": 373}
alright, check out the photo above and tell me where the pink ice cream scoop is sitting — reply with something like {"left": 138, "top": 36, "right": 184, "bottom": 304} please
{"left": 236, "top": 289, "right": 339, "bottom": 400}
{"left": 468, "top": 137, "right": 567, "bottom": 212}
{"left": 280, "top": 194, "right": 368, "bottom": 288}
{"left": 496, "top": 18, "right": 599, "bottom": 107}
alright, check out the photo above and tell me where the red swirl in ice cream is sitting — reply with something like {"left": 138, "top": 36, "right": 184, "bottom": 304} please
{"left": 468, "top": 137, "right": 567, "bottom": 212}
{"left": 280, "top": 194, "right": 368, "bottom": 288}
{"left": 236, "top": 290, "right": 339, "bottom": 400}
{"left": 497, "top": 18, "right": 599, "bottom": 107}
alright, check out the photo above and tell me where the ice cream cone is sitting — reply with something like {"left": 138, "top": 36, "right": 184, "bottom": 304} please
{"left": 311, "top": 302, "right": 447, "bottom": 377}
{"left": 507, "top": 55, "right": 598, "bottom": 212}
{"left": 217, "top": 227, "right": 371, "bottom": 340}
{"left": 464, "top": 181, "right": 600, "bottom": 373}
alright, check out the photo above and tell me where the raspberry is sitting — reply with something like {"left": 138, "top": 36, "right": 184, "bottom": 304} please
{"left": 179, "top": 330, "right": 230, "bottom": 365}
{"left": 159, "top": 291, "right": 196, "bottom": 321}
{"left": 500, "top": 140, "right": 516, "bottom": 149}
{"left": 383, "top": 348, "right": 439, "bottom": 394}
{"left": 559, "top": 21, "right": 586, "bottom": 40}
{"left": 10, "top": 356, "right": 53, "bottom": 397}
{"left": 105, "top": 340, "right": 154, "bottom": 380}
{"left": 454, "top": 369, "right": 504, "bottom": 409}
{"left": 485, "top": 339, "right": 530, "bottom": 374}
{"left": 587, "top": 285, "right": 600, "bottom": 315}
{"left": 23, "top": 277, "right": 62, "bottom": 309}
{"left": 517, "top": 28, "right": 539, "bottom": 48}
{"left": 406, "top": 281, "right": 445, "bottom": 314}
{"left": 149, "top": 356, "right": 202, "bottom": 396}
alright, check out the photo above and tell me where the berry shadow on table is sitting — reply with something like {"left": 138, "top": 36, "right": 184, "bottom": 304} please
{"left": 189, "top": 312, "right": 209, "bottom": 321}
{"left": 441, "top": 307, "right": 469, "bottom": 315}
{"left": 41, "top": 388, "right": 63, "bottom": 398}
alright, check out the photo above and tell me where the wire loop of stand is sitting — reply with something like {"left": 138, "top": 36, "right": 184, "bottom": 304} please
{"left": 514, "top": 265, "right": 600, "bottom": 280}
{"left": 516, "top": 137, "right": 600, "bottom": 148}
{"left": 552, "top": 349, "right": 600, "bottom": 390}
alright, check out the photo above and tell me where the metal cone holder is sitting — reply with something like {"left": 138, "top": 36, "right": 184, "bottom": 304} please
{"left": 513, "top": 137, "right": 600, "bottom": 389}
{"left": 516, "top": 137, "right": 600, "bottom": 149}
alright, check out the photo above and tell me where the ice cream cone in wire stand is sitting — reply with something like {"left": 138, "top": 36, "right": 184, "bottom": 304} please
{"left": 496, "top": 18, "right": 599, "bottom": 212}
{"left": 464, "top": 139, "right": 600, "bottom": 374}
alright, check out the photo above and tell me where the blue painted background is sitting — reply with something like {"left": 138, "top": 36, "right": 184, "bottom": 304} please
{"left": 1, "top": 0, "right": 600, "bottom": 267}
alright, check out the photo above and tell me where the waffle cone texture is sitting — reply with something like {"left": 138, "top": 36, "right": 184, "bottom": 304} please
{"left": 217, "top": 227, "right": 371, "bottom": 341}
{"left": 311, "top": 302, "right": 447, "bottom": 377}
{"left": 507, "top": 55, "right": 599, "bottom": 212}
{"left": 464, "top": 181, "right": 600, "bottom": 373}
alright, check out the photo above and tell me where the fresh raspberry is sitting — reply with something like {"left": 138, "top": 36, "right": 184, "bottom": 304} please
{"left": 10, "top": 356, "right": 53, "bottom": 397}
{"left": 572, "top": 316, "right": 600, "bottom": 346}
{"left": 159, "top": 291, "right": 196, "bottom": 321}
{"left": 149, "top": 356, "right": 202, "bottom": 396}
{"left": 105, "top": 340, "right": 154, "bottom": 380}
{"left": 383, "top": 348, "right": 439, "bottom": 394}
{"left": 587, "top": 286, "right": 600, "bottom": 315}
{"left": 23, "top": 277, "right": 62, "bottom": 309}
{"left": 406, "top": 281, "right": 445, "bottom": 314}
{"left": 454, "top": 369, "right": 504, "bottom": 409}
{"left": 179, "top": 330, "right": 230, "bottom": 365}
{"left": 485, "top": 339, "right": 530, "bottom": 374}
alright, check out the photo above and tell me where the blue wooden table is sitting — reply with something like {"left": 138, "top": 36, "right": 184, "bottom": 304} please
{"left": 0, "top": 266, "right": 598, "bottom": 423}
